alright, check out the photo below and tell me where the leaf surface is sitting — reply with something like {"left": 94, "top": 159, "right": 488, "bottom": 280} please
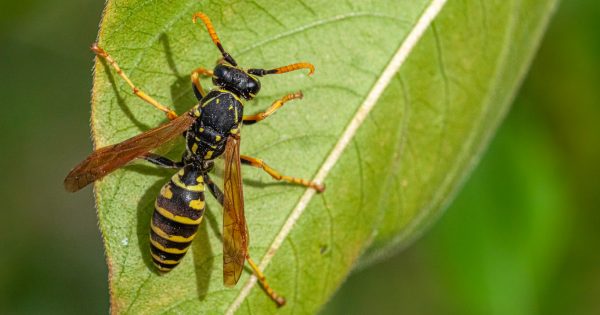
{"left": 90, "top": 0, "right": 558, "bottom": 313}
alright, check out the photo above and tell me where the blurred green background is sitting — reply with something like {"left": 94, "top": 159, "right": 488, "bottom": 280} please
{"left": 0, "top": 1, "right": 598, "bottom": 314}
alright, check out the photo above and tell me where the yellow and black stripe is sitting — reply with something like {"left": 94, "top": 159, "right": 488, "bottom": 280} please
{"left": 150, "top": 165, "right": 205, "bottom": 272}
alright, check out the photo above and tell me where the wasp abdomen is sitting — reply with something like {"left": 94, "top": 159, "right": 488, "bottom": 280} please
{"left": 150, "top": 165, "right": 205, "bottom": 272}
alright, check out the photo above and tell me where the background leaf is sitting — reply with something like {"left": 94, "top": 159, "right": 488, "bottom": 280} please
{"left": 90, "top": 0, "right": 557, "bottom": 313}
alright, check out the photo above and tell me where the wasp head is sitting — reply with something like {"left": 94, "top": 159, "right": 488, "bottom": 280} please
{"left": 212, "top": 63, "right": 261, "bottom": 100}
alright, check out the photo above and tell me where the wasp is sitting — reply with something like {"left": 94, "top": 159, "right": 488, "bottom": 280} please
{"left": 64, "top": 12, "right": 325, "bottom": 306}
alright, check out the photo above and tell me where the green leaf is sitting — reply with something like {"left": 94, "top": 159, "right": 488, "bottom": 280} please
{"left": 90, "top": 0, "right": 557, "bottom": 313}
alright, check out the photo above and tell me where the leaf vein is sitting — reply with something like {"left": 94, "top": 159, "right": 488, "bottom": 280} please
{"left": 235, "top": 12, "right": 405, "bottom": 56}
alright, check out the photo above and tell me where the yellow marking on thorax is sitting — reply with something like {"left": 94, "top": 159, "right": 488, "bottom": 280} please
{"left": 215, "top": 135, "right": 222, "bottom": 142}
{"left": 204, "top": 150, "right": 214, "bottom": 159}
{"left": 191, "top": 143, "right": 199, "bottom": 153}
{"left": 218, "top": 89, "right": 243, "bottom": 103}
{"left": 150, "top": 238, "right": 188, "bottom": 254}
{"left": 151, "top": 223, "right": 197, "bottom": 243}
{"left": 201, "top": 96, "right": 217, "bottom": 108}
{"left": 156, "top": 204, "right": 203, "bottom": 225}
{"left": 193, "top": 106, "right": 201, "bottom": 117}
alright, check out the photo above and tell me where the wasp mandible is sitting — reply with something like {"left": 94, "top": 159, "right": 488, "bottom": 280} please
{"left": 64, "top": 12, "right": 325, "bottom": 306}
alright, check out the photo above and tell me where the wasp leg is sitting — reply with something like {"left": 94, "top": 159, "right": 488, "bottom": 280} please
{"left": 246, "top": 255, "right": 286, "bottom": 307}
{"left": 92, "top": 43, "right": 178, "bottom": 120}
{"left": 143, "top": 153, "right": 184, "bottom": 168}
{"left": 248, "top": 62, "right": 314, "bottom": 76}
{"left": 190, "top": 67, "right": 214, "bottom": 100}
{"left": 202, "top": 173, "right": 224, "bottom": 205}
{"left": 240, "top": 155, "right": 324, "bottom": 192}
{"left": 243, "top": 91, "right": 303, "bottom": 125}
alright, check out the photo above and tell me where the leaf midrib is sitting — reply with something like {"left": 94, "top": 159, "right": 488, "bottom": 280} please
{"left": 226, "top": 0, "right": 450, "bottom": 312}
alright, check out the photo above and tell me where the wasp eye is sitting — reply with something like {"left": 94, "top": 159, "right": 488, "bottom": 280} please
{"left": 244, "top": 79, "right": 260, "bottom": 99}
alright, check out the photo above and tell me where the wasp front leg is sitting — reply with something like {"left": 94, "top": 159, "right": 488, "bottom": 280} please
{"left": 240, "top": 155, "right": 324, "bottom": 192}
{"left": 190, "top": 67, "right": 214, "bottom": 100}
{"left": 92, "top": 43, "right": 178, "bottom": 120}
{"left": 243, "top": 91, "right": 303, "bottom": 125}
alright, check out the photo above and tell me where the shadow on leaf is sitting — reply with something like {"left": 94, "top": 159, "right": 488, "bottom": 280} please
{"left": 160, "top": 33, "right": 199, "bottom": 114}
{"left": 192, "top": 210, "right": 215, "bottom": 301}
{"left": 97, "top": 58, "right": 151, "bottom": 131}
{"left": 135, "top": 175, "right": 167, "bottom": 276}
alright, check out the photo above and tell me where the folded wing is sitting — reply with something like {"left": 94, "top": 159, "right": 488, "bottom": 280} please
{"left": 222, "top": 135, "right": 248, "bottom": 286}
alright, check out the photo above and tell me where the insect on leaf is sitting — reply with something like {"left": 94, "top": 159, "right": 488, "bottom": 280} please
{"left": 90, "top": 0, "right": 559, "bottom": 313}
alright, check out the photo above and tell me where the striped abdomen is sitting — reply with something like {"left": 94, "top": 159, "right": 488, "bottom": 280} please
{"left": 150, "top": 165, "right": 205, "bottom": 272}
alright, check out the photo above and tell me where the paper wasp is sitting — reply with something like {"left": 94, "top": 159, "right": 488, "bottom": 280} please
{"left": 64, "top": 12, "right": 325, "bottom": 306}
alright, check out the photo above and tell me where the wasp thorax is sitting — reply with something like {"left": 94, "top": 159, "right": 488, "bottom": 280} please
{"left": 212, "top": 63, "right": 261, "bottom": 100}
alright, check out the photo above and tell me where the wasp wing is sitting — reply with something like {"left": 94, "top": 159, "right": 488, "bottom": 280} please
{"left": 64, "top": 113, "right": 195, "bottom": 192}
{"left": 222, "top": 134, "right": 248, "bottom": 287}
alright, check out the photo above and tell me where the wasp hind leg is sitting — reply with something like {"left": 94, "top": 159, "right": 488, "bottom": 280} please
{"left": 202, "top": 173, "right": 286, "bottom": 306}
{"left": 240, "top": 155, "right": 325, "bottom": 192}
{"left": 92, "top": 43, "right": 178, "bottom": 120}
{"left": 246, "top": 255, "right": 286, "bottom": 307}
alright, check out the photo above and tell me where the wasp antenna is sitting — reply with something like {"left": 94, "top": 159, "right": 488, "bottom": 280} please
{"left": 248, "top": 62, "right": 315, "bottom": 77}
{"left": 192, "top": 12, "right": 237, "bottom": 66}
{"left": 192, "top": 13, "right": 223, "bottom": 53}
